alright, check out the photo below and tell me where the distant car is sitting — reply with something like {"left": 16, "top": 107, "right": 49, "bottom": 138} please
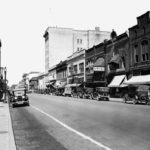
{"left": 11, "top": 88, "right": 30, "bottom": 107}
{"left": 95, "top": 87, "right": 110, "bottom": 101}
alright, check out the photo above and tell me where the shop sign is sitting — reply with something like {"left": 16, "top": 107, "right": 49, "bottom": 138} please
{"left": 93, "top": 67, "right": 105, "bottom": 71}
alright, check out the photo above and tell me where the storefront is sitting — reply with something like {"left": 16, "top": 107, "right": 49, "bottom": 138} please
{"left": 108, "top": 75, "right": 127, "bottom": 97}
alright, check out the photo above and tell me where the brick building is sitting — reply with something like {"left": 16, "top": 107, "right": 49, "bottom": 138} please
{"left": 85, "top": 43, "right": 106, "bottom": 87}
{"left": 128, "top": 11, "right": 150, "bottom": 76}
{"left": 105, "top": 32, "right": 129, "bottom": 84}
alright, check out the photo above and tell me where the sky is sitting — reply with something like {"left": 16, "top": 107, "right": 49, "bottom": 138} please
{"left": 0, "top": 0, "right": 149, "bottom": 85}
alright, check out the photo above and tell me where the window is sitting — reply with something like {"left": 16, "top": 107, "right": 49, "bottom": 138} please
{"left": 79, "top": 63, "right": 84, "bottom": 73}
{"left": 122, "top": 56, "right": 125, "bottom": 68}
{"left": 141, "top": 40, "right": 149, "bottom": 62}
{"left": 134, "top": 45, "right": 139, "bottom": 63}
{"left": 69, "top": 67, "right": 72, "bottom": 75}
{"left": 77, "top": 39, "right": 82, "bottom": 44}
{"left": 77, "top": 47, "right": 82, "bottom": 51}
{"left": 73, "top": 65, "right": 78, "bottom": 74}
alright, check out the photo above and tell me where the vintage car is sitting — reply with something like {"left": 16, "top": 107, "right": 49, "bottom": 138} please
{"left": 11, "top": 88, "right": 29, "bottom": 107}
{"left": 94, "top": 87, "right": 109, "bottom": 101}
{"left": 123, "top": 85, "right": 150, "bottom": 105}
{"left": 71, "top": 87, "right": 94, "bottom": 99}
{"left": 63, "top": 84, "right": 82, "bottom": 97}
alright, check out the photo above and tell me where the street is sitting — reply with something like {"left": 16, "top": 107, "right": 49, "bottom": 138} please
{"left": 10, "top": 93, "right": 150, "bottom": 150}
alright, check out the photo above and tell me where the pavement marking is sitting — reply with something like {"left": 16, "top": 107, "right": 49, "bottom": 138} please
{"left": 31, "top": 105, "right": 112, "bottom": 150}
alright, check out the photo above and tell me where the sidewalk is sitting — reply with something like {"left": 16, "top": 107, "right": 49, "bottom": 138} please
{"left": 109, "top": 97, "right": 124, "bottom": 103}
{"left": 0, "top": 101, "right": 16, "bottom": 150}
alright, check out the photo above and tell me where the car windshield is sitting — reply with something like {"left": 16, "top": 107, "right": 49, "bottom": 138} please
{"left": 13, "top": 88, "right": 26, "bottom": 96}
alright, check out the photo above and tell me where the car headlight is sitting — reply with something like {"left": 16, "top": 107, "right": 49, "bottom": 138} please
{"left": 14, "top": 96, "right": 17, "bottom": 99}
{"left": 22, "top": 96, "right": 25, "bottom": 99}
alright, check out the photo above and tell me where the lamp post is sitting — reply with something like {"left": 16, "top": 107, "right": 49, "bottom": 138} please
{"left": 4, "top": 67, "right": 7, "bottom": 102}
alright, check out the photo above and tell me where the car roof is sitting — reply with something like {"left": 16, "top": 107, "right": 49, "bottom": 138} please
{"left": 13, "top": 88, "right": 26, "bottom": 91}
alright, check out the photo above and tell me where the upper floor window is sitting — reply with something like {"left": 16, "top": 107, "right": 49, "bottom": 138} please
{"left": 73, "top": 65, "right": 78, "bottom": 74}
{"left": 69, "top": 67, "right": 72, "bottom": 75}
{"left": 77, "top": 39, "right": 82, "bottom": 44}
{"left": 77, "top": 47, "right": 83, "bottom": 51}
{"left": 79, "top": 63, "right": 84, "bottom": 73}
{"left": 134, "top": 45, "right": 139, "bottom": 63}
{"left": 141, "top": 40, "right": 149, "bottom": 62}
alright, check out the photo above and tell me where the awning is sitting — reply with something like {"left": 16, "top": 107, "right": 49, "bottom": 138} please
{"left": 108, "top": 54, "right": 120, "bottom": 64}
{"left": 57, "top": 81, "right": 67, "bottom": 88}
{"left": 124, "top": 75, "right": 150, "bottom": 85}
{"left": 108, "top": 75, "right": 127, "bottom": 87}
{"left": 46, "top": 80, "right": 56, "bottom": 87}
{"left": 65, "top": 83, "right": 81, "bottom": 87}
{"left": 94, "top": 57, "right": 104, "bottom": 67}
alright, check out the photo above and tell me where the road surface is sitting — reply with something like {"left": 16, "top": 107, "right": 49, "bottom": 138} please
{"left": 10, "top": 93, "right": 150, "bottom": 150}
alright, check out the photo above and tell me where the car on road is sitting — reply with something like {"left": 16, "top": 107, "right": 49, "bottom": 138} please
{"left": 11, "top": 88, "right": 30, "bottom": 107}
{"left": 123, "top": 85, "right": 150, "bottom": 105}
{"left": 94, "top": 87, "right": 110, "bottom": 101}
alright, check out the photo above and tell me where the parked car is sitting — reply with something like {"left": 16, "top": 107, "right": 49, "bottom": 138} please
{"left": 72, "top": 87, "right": 94, "bottom": 99}
{"left": 95, "top": 87, "right": 109, "bottom": 101}
{"left": 63, "top": 84, "right": 81, "bottom": 97}
{"left": 123, "top": 85, "right": 150, "bottom": 105}
{"left": 11, "top": 88, "right": 29, "bottom": 107}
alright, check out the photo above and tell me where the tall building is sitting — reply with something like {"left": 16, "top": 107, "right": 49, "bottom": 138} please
{"left": 43, "top": 26, "right": 111, "bottom": 72}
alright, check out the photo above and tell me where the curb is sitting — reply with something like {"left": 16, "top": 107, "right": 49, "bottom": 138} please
{"left": 8, "top": 103, "right": 16, "bottom": 150}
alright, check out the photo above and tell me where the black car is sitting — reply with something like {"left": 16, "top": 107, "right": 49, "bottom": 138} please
{"left": 11, "top": 88, "right": 30, "bottom": 107}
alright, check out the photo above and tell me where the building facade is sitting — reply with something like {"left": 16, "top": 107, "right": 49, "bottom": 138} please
{"left": 55, "top": 60, "right": 67, "bottom": 88}
{"left": 67, "top": 49, "right": 85, "bottom": 84}
{"left": 43, "top": 26, "right": 111, "bottom": 72}
{"left": 129, "top": 11, "right": 150, "bottom": 76}
{"left": 85, "top": 43, "right": 106, "bottom": 87}
{"left": 105, "top": 32, "right": 129, "bottom": 84}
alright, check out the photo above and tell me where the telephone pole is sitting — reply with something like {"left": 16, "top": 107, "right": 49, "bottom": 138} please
{"left": 0, "top": 39, "right": 1, "bottom": 76}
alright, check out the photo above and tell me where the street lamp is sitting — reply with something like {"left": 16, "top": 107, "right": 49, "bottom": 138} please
{"left": 4, "top": 67, "right": 7, "bottom": 102}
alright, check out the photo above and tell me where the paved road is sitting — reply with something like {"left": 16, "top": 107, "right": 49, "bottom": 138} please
{"left": 10, "top": 93, "right": 150, "bottom": 150}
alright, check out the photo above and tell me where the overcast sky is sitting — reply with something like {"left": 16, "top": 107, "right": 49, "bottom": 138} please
{"left": 0, "top": 0, "right": 149, "bottom": 85}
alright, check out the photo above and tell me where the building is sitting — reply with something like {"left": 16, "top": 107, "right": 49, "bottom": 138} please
{"left": 55, "top": 60, "right": 67, "bottom": 88}
{"left": 85, "top": 43, "right": 106, "bottom": 87}
{"left": 106, "top": 32, "right": 130, "bottom": 97}
{"left": 67, "top": 49, "right": 85, "bottom": 84}
{"left": 128, "top": 11, "right": 150, "bottom": 76}
{"left": 23, "top": 72, "right": 40, "bottom": 91}
{"left": 43, "top": 26, "right": 111, "bottom": 72}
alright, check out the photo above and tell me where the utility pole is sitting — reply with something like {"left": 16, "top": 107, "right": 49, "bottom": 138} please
{"left": 0, "top": 39, "right": 2, "bottom": 76}
{"left": 4, "top": 67, "right": 7, "bottom": 102}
